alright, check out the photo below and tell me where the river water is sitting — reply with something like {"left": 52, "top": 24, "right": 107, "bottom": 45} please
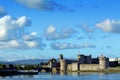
{"left": 0, "top": 72, "right": 120, "bottom": 80}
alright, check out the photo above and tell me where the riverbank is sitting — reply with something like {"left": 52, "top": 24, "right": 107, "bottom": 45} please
{"left": 104, "top": 67, "right": 120, "bottom": 73}
{"left": 0, "top": 70, "right": 38, "bottom": 76}
{"left": 60, "top": 67, "right": 120, "bottom": 73}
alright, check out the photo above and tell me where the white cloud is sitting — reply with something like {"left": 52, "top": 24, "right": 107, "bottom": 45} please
{"left": 22, "top": 32, "right": 38, "bottom": 41}
{"left": 25, "top": 41, "right": 37, "bottom": 48}
{"left": 9, "top": 40, "right": 21, "bottom": 48}
{"left": 24, "top": 41, "right": 41, "bottom": 48}
{"left": 51, "top": 42, "right": 96, "bottom": 50}
{"left": 44, "top": 25, "right": 77, "bottom": 40}
{"left": 16, "top": 0, "right": 73, "bottom": 12}
{"left": 0, "top": 40, "right": 21, "bottom": 49}
{"left": 0, "top": 15, "right": 31, "bottom": 41}
{"left": 30, "top": 32, "right": 38, "bottom": 36}
{"left": 0, "top": 5, "right": 6, "bottom": 16}
{"left": 96, "top": 19, "right": 120, "bottom": 33}
{"left": 62, "top": 27, "right": 77, "bottom": 34}
{"left": 0, "top": 36, "right": 46, "bottom": 50}
{"left": 16, "top": 16, "right": 31, "bottom": 27}
{"left": 16, "top": 0, "right": 48, "bottom": 10}
{"left": 22, "top": 35, "right": 32, "bottom": 41}
{"left": 0, "top": 15, "right": 46, "bottom": 50}
{"left": 46, "top": 25, "right": 56, "bottom": 33}
{"left": 80, "top": 23, "right": 94, "bottom": 33}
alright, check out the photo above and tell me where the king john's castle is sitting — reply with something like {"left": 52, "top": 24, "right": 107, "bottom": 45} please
{"left": 59, "top": 54, "right": 109, "bottom": 71}
{"left": 41, "top": 53, "right": 117, "bottom": 72}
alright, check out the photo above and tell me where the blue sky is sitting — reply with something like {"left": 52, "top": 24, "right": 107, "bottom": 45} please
{"left": 0, "top": 0, "right": 120, "bottom": 61}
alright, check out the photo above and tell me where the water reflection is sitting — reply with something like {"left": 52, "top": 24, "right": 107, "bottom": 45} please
{"left": 66, "top": 72, "right": 80, "bottom": 76}
{"left": 0, "top": 74, "right": 34, "bottom": 79}
{"left": 0, "top": 72, "right": 120, "bottom": 80}
{"left": 60, "top": 71, "right": 67, "bottom": 76}
{"left": 60, "top": 71, "right": 99, "bottom": 76}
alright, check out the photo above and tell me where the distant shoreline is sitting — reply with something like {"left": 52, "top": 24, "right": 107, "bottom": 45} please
{"left": 0, "top": 68, "right": 120, "bottom": 76}
{"left": 0, "top": 70, "right": 38, "bottom": 76}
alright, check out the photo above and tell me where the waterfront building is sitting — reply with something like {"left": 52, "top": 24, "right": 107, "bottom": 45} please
{"left": 60, "top": 54, "right": 109, "bottom": 71}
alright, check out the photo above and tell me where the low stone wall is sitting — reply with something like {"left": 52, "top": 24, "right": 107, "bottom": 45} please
{"left": 72, "top": 63, "right": 79, "bottom": 71}
{"left": 80, "top": 64, "right": 99, "bottom": 71}
{"left": 67, "top": 63, "right": 80, "bottom": 71}
{"left": 67, "top": 64, "right": 99, "bottom": 71}
{"left": 71, "top": 63, "right": 79, "bottom": 71}
{"left": 67, "top": 64, "right": 72, "bottom": 71}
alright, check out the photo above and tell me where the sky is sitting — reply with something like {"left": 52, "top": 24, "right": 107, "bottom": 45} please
{"left": 0, "top": 0, "right": 120, "bottom": 61}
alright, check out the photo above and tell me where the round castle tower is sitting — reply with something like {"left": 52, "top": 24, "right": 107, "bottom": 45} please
{"left": 59, "top": 54, "right": 66, "bottom": 71}
{"left": 99, "top": 55, "right": 107, "bottom": 70}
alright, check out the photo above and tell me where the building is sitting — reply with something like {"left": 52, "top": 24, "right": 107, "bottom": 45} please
{"left": 109, "top": 58, "right": 119, "bottom": 67}
{"left": 59, "top": 54, "right": 109, "bottom": 72}
{"left": 40, "top": 54, "right": 115, "bottom": 72}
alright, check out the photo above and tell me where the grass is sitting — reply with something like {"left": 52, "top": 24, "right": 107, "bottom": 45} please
{"left": 105, "top": 67, "right": 120, "bottom": 73}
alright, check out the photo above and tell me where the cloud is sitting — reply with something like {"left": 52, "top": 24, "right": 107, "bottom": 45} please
{"left": 43, "top": 25, "right": 77, "bottom": 40}
{"left": 16, "top": 0, "right": 73, "bottom": 12}
{"left": 77, "top": 23, "right": 95, "bottom": 40}
{"left": 51, "top": 42, "right": 96, "bottom": 50}
{"left": 22, "top": 32, "right": 46, "bottom": 49}
{"left": 62, "top": 27, "right": 78, "bottom": 34}
{"left": 24, "top": 39, "right": 46, "bottom": 49}
{"left": 0, "top": 5, "right": 6, "bottom": 16}
{"left": 22, "top": 32, "right": 39, "bottom": 41}
{"left": 0, "top": 37, "right": 46, "bottom": 50}
{"left": 0, "top": 15, "right": 46, "bottom": 49}
{"left": 46, "top": 25, "right": 56, "bottom": 33}
{"left": 96, "top": 19, "right": 120, "bottom": 33}
{"left": 0, "top": 15, "right": 31, "bottom": 41}
{"left": 80, "top": 23, "right": 94, "bottom": 33}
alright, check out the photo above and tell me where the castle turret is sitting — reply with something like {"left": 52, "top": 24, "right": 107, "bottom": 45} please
{"left": 59, "top": 54, "right": 67, "bottom": 71}
{"left": 59, "top": 54, "right": 63, "bottom": 60}
{"left": 60, "top": 59, "right": 66, "bottom": 71}
{"left": 99, "top": 55, "right": 107, "bottom": 70}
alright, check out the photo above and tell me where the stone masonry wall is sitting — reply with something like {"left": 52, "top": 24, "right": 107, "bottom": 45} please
{"left": 67, "top": 63, "right": 79, "bottom": 71}
{"left": 67, "top": 64, "right": 72, "bottom": 71}
{"left": 80, "top": 64, "right": 99, "bottom": 71}
{"left": 71, "top": 63, "right": 79, "bottom": 71}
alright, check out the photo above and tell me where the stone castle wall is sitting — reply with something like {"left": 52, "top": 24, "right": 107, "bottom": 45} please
{"left": 80, "top": 64, "right": 99, "bottom": 71}
{"left": 67, "top": 63, "right": 99, "bottom": 71}
{"left": 71, "top": 63, "right": 79, "bottom": 71}
{"left": 67, "top": 64, "right": 71, "bottom": 70}
{"left": 67, "top": 63, "right": 80, "bottom": 71}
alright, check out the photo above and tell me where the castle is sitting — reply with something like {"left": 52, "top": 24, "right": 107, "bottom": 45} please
{"left": 59, "top": 54, "right": 109, "bottom": 71}
{"left": 40, "top": 54, "right": 110, "bottom": 72}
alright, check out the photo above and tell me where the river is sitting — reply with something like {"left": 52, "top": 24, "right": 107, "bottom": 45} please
{"left": 0, "top": 72, "right": 120, "bottom": 80}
